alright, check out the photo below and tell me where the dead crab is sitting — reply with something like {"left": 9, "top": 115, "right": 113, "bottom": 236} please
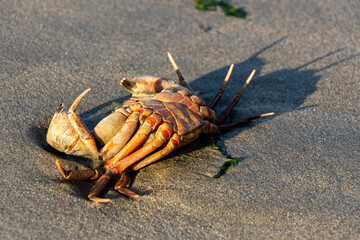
{"left": 47, "top": 52, "right": 273, "bottom": 202}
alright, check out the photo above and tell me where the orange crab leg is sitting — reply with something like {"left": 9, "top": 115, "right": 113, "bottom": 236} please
{"left": 111, "top": 124, "right": 174, "bottom": 198}
{"left": 88, "top": 170, "right": 114, "bottom": 202}
{"left": 130, "top": 133, "right": 180, "bottom": 171}
{"left": 68, "top": 88, "right": 99, "bottom": 160}
{"left": 114, "top": 172, "right": 139, "bottom": 198}
{"left": 111, "top": 123, "right": 173, "bottom": 174}
{"left": 104, "top": 113, "right": 163, "bottom": 169}
{"left": 56, "top": 159, "right": 101, "bottom": 180}
{"left": 99, "top": 111, "right": 140, "bottom": 161}
{"left": 88, "top": 123, "right": 173, "bottom": 202}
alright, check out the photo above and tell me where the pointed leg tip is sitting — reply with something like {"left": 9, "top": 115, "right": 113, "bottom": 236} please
{"left": 167, "top": 52, "right": 178, "bottom": 69}
{"left": 261, "top": 112, "right": 275, "bottom": 117}
{"left": 245, "top": 69, "right": 256, "bottom": 84}
{"left": 56, "top": 159, "right": 69, "bottom": 179}
{"left": 114, "top": 173, "right": 140, "bottom": 198}
{"left": 167, "top": 51, "right": 173, "bottom": 59}
{"left": 229, "top": 64, "right": 234, "bottom": 72}
{"left": 88, "top": 195, "right": 112, "bottom": 203}
{"left": 116, "top": 187, "right": 140, "bottom": 198}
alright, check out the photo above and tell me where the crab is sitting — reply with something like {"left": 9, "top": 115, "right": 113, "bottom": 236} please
{"left": 47, "top": 52, "right": 273, "bottom": 202}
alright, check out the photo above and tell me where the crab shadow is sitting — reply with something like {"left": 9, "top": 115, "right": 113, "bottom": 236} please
{"left": 178, "top": 38, "right": 357, "bottom": 164}
{"left": 192, "top": 39, "right": 350, "bottom": 122}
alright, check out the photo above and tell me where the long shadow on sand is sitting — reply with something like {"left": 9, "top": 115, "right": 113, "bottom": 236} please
{"left": 172, "top": 39, "right": 357, "bottom": 176}
{"left": 193, "top": 40, "right": 351, "bottom": 124}
{"left": 175, "top": 39, "right": 355, "bottom": 154}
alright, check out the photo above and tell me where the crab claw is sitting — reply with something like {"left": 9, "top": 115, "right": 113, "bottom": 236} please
{"left": 46, "top": 89, "right": 99, "bottom": 160}
{"left": 120, "top": 76, "right": 181, "bottom": 99}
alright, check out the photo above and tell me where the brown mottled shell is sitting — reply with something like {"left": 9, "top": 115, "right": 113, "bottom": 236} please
{"left": 132, "top": 90, "right": 211, "bottom": 136}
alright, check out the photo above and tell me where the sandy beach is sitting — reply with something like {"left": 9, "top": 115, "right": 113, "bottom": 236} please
{"left": 0, "top": 0, "right": 359, "bottom": 238}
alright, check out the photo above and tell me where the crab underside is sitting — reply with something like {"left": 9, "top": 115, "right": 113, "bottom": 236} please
{"left": 47, "top": 52, "right": 273, "bottom": 202}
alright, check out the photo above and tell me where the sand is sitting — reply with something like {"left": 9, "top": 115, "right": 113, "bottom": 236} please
{"left": 0, "top": 0, "right": 359, "bottom": 239}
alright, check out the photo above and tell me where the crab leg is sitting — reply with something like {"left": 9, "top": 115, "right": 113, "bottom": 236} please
{"left": 114, "top": 172, "right": 139, "bottom": 198}
{"left": 130, "top": 133, "right": 181, "bottom": 171}
{"left": 88, "top": 123, "right": 173, "bottom": 202}
{"left": 110, "top": 124, "right": 174, "bottom": 198}
{"left": 104, "top": 113, "right": 163, "bottom": 169}
{"left": 68, "top": 88, "right": 99, "bottom": 160}
{"left": 111, "top": 123, "right": 173, "bottom": 174}
{"left": 216, "top": 69, "right": 256, "bottom": 124}
{"left": 99, "top": 111, "right": 140, "bottom": 161}
{"left": 93, "top": 110, "right": 129, "bottom": 147}
{"left": 167, "top": 51, "right": 195, "bottom": 94}
{"left": 208, "top": 64, "right": 234, "bottom": 109}
{"left": 56, "top": 159, "right": 101, "bottom": 180}
{"left": 218, "top": 112, "right": 275, "bottom": 131}
{"left": 88, "top": 170, "right": 114, "bottom": 202}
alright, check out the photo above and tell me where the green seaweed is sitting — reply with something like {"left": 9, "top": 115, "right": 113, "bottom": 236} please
{"left": 213, "top": 136, "right": 239, "bottom": 178}
{"left": 213, "top": 158, "right": 238, "bottom": 178}
{"left": 195, "top": 0, "right": 247, "bottom": 18}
